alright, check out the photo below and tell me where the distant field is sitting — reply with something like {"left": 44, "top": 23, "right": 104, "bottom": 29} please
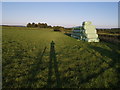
{"left": 2, "top": 26, "right": 120, "bottom": 88}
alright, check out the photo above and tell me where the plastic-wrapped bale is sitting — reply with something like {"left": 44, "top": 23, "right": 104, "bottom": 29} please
{"left": 85, "top": 38, "right": 99, "bottom": 42}
{"left": 84, "top": 33, "right": 98, "bottom": 38}
{"left": 71, "top": 21, "right": 99, "bottom": 42}
{"left": 82, "top": 21, "right": 92, "bottom": 26}
{"left": 83, "top": 25, "right": 97, "bottom": 33}
{"left": 82, "top": 21, "right": 99, "bottom": 42}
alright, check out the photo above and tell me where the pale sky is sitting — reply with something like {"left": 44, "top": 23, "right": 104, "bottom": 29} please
{"left": 1, "top": 0, "right": 119, "bottom": 28}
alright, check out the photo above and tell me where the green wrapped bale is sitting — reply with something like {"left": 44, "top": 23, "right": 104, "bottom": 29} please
{"left": 71, "top": 21, "right": 99, "bottom": 42}
{"left": 83, "top": 21, "right": 99, "bottom": 42}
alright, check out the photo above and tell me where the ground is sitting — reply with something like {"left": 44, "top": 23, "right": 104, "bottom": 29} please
{"left": 2, "top": 26, "right": 120, "bottom": 88}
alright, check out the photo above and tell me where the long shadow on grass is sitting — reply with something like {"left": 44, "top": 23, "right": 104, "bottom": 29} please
{"left": 47, "top": 41, "right": 62, "bottom": 88}
{"left": 90, "top": 45, "right": 120, "bottom": 66}
{"left": 78, "top": 45, "right": 120, "bottom": 86}
{"left": 26, "top": 46, "right": 47, "bottom": 87}
{"left": 105, "top": 42, "right": 120, "bottom": 74}
{"left": 105, "top": 42, "right": 120, "bottom": 63}
{"left": 90, "top": 45, "right": 120, "bottom": 87}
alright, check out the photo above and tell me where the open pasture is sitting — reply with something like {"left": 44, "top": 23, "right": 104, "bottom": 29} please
{"left": 2, "top": 26, "right": 120, "bottom": 88}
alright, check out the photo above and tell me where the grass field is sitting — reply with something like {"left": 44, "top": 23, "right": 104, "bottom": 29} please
{"left": 2, "top": 26, "right": 120, "bottom": 88}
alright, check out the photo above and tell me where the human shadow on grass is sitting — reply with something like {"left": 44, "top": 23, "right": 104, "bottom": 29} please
{"left": 47, "top": 41, "right": 62, "bottom": 88}
{"left": 26, "top": 46, "right": 47, "bottom": 87}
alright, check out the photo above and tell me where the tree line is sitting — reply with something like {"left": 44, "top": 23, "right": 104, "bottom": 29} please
{"left": 27, "top": 22, "right": 52, "bottom": 28}
{"left": 26, "top": 22, "right": 67, "bottom": 32}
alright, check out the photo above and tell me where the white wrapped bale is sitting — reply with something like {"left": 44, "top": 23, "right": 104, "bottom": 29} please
{"left": 84, "top": 33, "right": 98, "bottom": 38}
{"left": 82, "top": 21, "right": 99, "bottom": 42}
{"left": 83, "top": 25, "right": 96, "bottom": 33}
{"left": 83, "top": 21, "right": 92, "bottom": 25}
{"left": 85, "top": 38, "right": 99, "bottom": 42}
{"left": 71, "top": 21, "right": 99, "bottom": 42}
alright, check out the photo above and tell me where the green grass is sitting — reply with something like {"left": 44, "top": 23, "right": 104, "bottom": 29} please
{"left": 2, "top": 26, "right": 120, "bottom": 88}
{"left": 98, "top": 32, "right": 120, "bottom": 36}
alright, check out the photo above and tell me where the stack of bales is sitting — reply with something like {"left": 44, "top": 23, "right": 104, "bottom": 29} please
{"left": 71, "top": 27, "right": 82, "bottom": 39}
{"left": 71, "top": 21, "right": 99, "bottom": 42}
{"left": 82, "top": 21, "right": 99, "bottom": 42}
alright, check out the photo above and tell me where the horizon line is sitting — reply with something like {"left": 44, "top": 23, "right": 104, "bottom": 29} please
{"left": 1, "top": 24, "right": 119, "bottom": 29}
